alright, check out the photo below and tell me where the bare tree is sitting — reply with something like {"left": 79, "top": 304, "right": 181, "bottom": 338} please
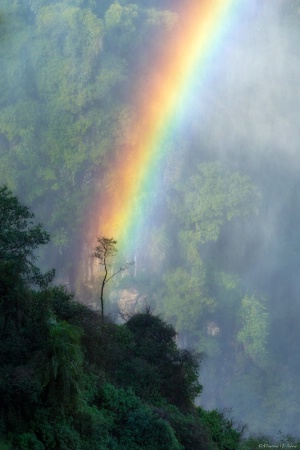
{"left": 92, "top": 237, "right": 134, "bottom": 318}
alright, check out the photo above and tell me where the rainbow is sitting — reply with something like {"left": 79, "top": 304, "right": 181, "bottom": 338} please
{"left": 95, "top": 0, "right": 255, "bottom": 255}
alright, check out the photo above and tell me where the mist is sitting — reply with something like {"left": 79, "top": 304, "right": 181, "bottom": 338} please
{"left": 1, "top": 0, "right": 300, "bottom": 438}
{"left": 165, "top": 1, "right": 300, "bottom": 436}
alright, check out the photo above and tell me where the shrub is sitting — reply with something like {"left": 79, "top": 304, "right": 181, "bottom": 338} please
{"left": 198, "top": 408, "right": 243, "bottom": 450}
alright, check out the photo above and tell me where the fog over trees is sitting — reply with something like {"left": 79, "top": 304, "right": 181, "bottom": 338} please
{"left": 1, "top": 0, "right": 300, "bottom": 442}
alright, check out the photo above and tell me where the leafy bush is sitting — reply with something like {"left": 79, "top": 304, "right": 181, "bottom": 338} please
{"left": 11, "top": 432, "right": 44, "bottom": 450}
{"left": 198, "top": 408, "right": 243, "bottom": 450}
{"left": 160, "top": 404, "right": 216, "bottom": 450}
{"left": 124, "top": 312, "right": 202, "bottom": 409}
{"left": 99, "top": 383, "right": 182, "bottom": 449}
{"left": 31, "top": 409, "right": 82, "bottom": 450}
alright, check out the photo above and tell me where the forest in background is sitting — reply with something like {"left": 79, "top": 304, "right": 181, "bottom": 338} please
{"left": 1, "top": 0, "right": 300, "bottom": 438}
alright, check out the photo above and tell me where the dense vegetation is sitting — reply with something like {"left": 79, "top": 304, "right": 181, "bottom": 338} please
{"left": 1, "top": 0, "right": 300, "bottom": 439}
{"left": 2, "top": 187, "right": 299, "bottom": 450}
{"left": 0, "top": 186, "right": 247, "bottom": 449}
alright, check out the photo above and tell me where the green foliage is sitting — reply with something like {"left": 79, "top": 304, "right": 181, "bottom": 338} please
{"left": 124, "top": 312, "right": 203, "bottom": 409}
{"left": 40, "top": 319, "right": 84, "bottom": 410}
{"left": 237, "top": 294, "right": 270, "bottom": 367}
{"left": 0, "top": 0, "right": 124, "bottom": 277}
{"left": 0, "top": 439, "right": 13, "bottom": 450}
{"left": 159, "top": 160, "right": 261, "bottom": 359}
{"left": 105, "top": 3, "right": 138, "bottom": 31}
{"left": 162, "top": 404, "right": 215, "bottom": 450}
{"left": 30, "top": 409, "right": 82, "bottom": 450}
{"left": 0, "top": 187, "right": 223, "bottom": 448}
{"left": 0, "top": 186, "right": 49, "bottom": 267}
{"left": 99, "top": 383, "right": 183, "bottom": 450}
{"left": 198, "top": 408, "right": 243, "bottom": 450}
{"left": 0, "top": 187, "right": 53, "bottom": 375}
{"left": 2, "top": 187, "right": 297, "bottom": 448}
{"left": 169, "top": 162, "right": 259, "bottom": 245}
{"left": 11, "top": 433, "right": 44, "bottom": 450}
{"left": 162, "top": 266, "right": 216, "bottom": 338}
{"left": 0, "top": 186, "right": 54, "bottom": 302}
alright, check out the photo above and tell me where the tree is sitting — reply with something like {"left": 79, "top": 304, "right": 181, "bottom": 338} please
{"left": 92, "top": 236, "right": 133, "bottom": 318}
{"left": 168, "top": 162, "right": 259, "bottom": 247}
{"left": 124, "top": 311, "right": 203, "bottom": 409}
{"left": 40, "top": 319, "right": 84, "bottom": 411}
{"left": 198, "top": 408, "right": 244, "bottom": 450}
{"left": 0, "top": 185, "right": 54, "bottom": 336}
{"left": 237, "top": 294, "right": 270, "bottom": 367}
{"left": 0, "top": 186, "right": 49, "bottom": 268}
{"left": 99, "top": 383, "right": 182, "bottom": 450}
